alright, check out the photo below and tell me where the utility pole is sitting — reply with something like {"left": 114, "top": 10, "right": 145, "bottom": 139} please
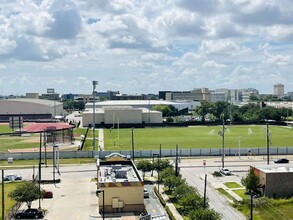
{"left": 92, "top": 80, "right": 98, "bottom": 152}
{"left": 2, "top": 170, "right": 4, "bottom": 220}
{"left": 250, "top": 190, "right": 253, "bottom": 220}
{"left": 131, "top": 128, "right": 134, "bottom": 161}
{"left": 39, "top": 132, "right": 42, "bottom": 209}
{"left": 266, "top": 123, "right": 270, "bottom": 165}
{"left": 157, "top": 153, "right": 160, "bottom": 194}
{"left": 222, "top": 115, "right": 225, "bottom": 168}
{"left": 175, "top": 144, "right": 179, "bottom": 177}
{"left": 218, "top": 114, "right": 226, "bottom": 168}
{"left": 203, "top": 174, "right": 207, "bottom": 209}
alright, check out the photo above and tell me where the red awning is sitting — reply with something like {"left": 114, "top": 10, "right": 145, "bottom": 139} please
{"left": 23, "top": 123, "right": 74, "bottom": 133}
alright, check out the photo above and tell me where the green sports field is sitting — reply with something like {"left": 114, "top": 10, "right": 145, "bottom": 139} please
{"left": 104, "top": 125, "right": 293, "bottom": 150}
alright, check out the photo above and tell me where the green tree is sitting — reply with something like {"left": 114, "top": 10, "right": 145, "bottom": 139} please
{"left": 160, "top": 167, "right": 176, "bottom": 180}
{"left": 152, "top": 159, "right": 171, "bottom": 172}
{"left": 9, "top": 182, "right": 41, "bottom": 208}
{"left": 163, "top": 175, "right": 184, "bottom": 191}
{"left": 178, "top": 192, "right": 204, "bottom": 214}
{"left": 173, "top": 184, "right": 196, "bottom": 200}
{"left": 241, "top": 168, "right": 260, "bottom": 193}
{"left": 211, "top": 101, "right": 229, "bottom": 121}
{"left": 189, "top": 208, "right": 222, "bottom": 220}
{"left": 195, "top": 101, "right": 212, "bottom": 123}
{"left": 136, "top": 160, "right": 153, "bottom": 180}
{"left": 152, "top": 105, "right": 179, "bottom": 117}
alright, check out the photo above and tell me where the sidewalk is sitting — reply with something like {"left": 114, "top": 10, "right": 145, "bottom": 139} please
{"left": 159, "top": 186, "right": 183, "bottom": 220}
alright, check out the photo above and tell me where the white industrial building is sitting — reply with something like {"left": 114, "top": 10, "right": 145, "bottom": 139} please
{"left": 0, "top": 98, "right": 63, "bottom": 121}
{"left": 82, "top": 106, "right": 162, "bottom": 127}
{"left": 85, "top": 100, "right": 199, "bottom": 112}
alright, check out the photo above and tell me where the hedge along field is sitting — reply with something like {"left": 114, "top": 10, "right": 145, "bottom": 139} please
{"left": 104, "top": 125, "right": 293, "bottom": 150}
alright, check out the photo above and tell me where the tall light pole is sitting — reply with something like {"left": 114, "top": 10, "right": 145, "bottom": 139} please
{"left": 92, "top": 80, "right": 98, "bottom": 152}
{"left": 218, "top": 114, "right": 226, "bottom": 168}
{"left": 266, "top": 123, "right": 270, "bottom": 165}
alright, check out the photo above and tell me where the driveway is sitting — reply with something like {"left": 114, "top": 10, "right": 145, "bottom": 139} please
{"left": 23, "top": 165, "right": 100, "bottom": 220}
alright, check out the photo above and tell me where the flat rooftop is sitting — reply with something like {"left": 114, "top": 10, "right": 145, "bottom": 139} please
{"left": 99, "top": 164, "right": 140, "bottom": 183}
{"left": 255, "top": 165, "right": 293, "bottom": 173}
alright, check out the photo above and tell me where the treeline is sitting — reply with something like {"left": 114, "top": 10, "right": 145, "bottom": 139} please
{"left": 136, "top": 160, "right": 221, "bottom": 220}
{"left": 195, "top": 101, "right": 292, "bottom": 123}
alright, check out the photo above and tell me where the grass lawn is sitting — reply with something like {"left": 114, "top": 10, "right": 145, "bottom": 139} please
{"left": 224, "top": 190, "right": 293, "bottom": 220}
{"left": 0, "top": 182, "right": 22, "bottom": 218}
{"left": 104, "top": 125, "right": 293, "bottom": 150}
{"left": 217, "top": 188, "right": 234, "bottom": 201}
{"left": 0, "top": 124, "right": 12, "bottom": 133}
{"left": 1, "top": 124, "right": 293, "bottom": 151}
{"left": 224, "top": 182, "right": 243, "bottom": 189}
{"left": 233, "top": 189, "right": 246, "bottom": 199}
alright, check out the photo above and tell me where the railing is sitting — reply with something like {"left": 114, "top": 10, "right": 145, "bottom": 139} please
{"left": 0, "top": 147, "right": 292, "bottom": 160}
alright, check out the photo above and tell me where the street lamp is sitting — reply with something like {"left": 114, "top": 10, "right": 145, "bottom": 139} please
{"left": 218, "top": 114, "right": 226, "bottom": 168}
{"left": 151, "top": 153, "right": 158, "bottom": 177}
{"left": 92, "top": 80, "right": 98, "bottom": 152}
{"left": 96, "top": 189, "right": 105, "bottom": 220}
{"left": 266, "top": 122, "right": 271, "bottom": 165}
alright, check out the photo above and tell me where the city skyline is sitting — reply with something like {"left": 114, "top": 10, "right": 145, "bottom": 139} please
{"left": 0, "top": 0, "right": 293, "bottom": 95}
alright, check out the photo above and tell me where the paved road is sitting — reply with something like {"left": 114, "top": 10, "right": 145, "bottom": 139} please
{"left": 179, "top": 156, "right": 269, "bottom": 220}
{"left": 144, "top": 184, "right": 168, "bottom": 219}
{"left": 181, "top": 167, "right": 246, "bottom": 220}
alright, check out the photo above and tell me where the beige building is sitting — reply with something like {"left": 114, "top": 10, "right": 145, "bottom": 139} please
{"left": 82, "top": 106, "right": 162, "bottom": 127}
{"left": 274, "top": 83, "right": 284, "bottom": 98}
{"left": 96, "top": 153, "right": 144, "bottom": 214}
{"left": 253, "top": 165, "right": 293, "bottom": 198}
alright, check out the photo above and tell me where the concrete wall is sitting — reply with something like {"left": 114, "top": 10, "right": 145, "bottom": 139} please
{"left": 264, "top": 172, "right": 293, "bottom": 198}
{"left": 142, "top": 111, "right": 162, "bottom": 123}
{"left": 99, "top": 186, "right": 144, "bottom": 213}
{"left": 82, "top": 112, "right": 104, "bottom": 126}
{"left": 82, "top": 108, "right": 162, "bottom": 126}
{"left": 104, "top": 109, "right": 142, "bottom": 124}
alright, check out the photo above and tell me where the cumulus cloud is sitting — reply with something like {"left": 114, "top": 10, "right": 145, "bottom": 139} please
{"left": 199, "top": 39, "right": 241, "bottom": 55}
{"left": 264, "top": 52, "right": 292, "bottom": 66}
{"left": 0, "top": 0, "right": 293, "bottom": 94}
{"left": 0, "top": 64, "right": 7, "bottom": 70}
{"left": 203, "top": 60, "right": 227, "bottom": 69}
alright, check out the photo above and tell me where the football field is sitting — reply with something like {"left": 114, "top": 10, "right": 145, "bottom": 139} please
{"left": 104, "top": 125, "right": 293, "bottom": 150}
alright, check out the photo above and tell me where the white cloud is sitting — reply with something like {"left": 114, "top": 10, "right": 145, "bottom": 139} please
{"left": 203, "top": 60, "right": 227, "bottom": 69}
{"left": 264, "top": 52, "right": 292, "bottom": 66}
{"left": 199, "top": 39, "right": 241, "bottom": 55}
{"left": 0, "top": 0, "right": 293, "bottom": 94}
{"left": 0, "top": 64, "right": 7, "bottom": 70}
{"left": 0, "top": 38, "right": 17, "bottom": 54}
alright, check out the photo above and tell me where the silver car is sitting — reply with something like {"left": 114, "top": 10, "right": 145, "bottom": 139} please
{"left": 4, "top": 174, "right": 22, "bottom": 181}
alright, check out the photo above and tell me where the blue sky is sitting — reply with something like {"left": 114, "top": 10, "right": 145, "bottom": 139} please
{"left": 0, "top": 0, "right": 292, "bottom": 95}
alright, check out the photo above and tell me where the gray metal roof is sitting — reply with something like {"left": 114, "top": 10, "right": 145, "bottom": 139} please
{"left": 0, "top": 98, "right": 62, "bottom": 107}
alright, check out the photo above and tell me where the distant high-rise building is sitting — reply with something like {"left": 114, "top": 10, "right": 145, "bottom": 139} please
{"left": 274, "top": 84, "right": 284, "bottom": 98}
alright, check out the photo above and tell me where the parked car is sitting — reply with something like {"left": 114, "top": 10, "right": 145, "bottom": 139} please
{"left": 14, "top": 208, "right": 44, "bottom": 219}
{"left": 4, "top": 174, "right": 22, "bottom": 182}
{"left": 42, "top": 189, "right": 53, "bottom": 198}
{"left": 274, "top": 158, "right": 289, "bottom": 164}
{"left": 220, "top": 168, "right": 231, "bottom": 176}
{"left": 144, "top": 188, "right": 149, "bottom": 198}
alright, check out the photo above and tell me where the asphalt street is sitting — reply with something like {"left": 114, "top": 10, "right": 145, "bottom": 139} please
{"left": 4, "top": 155, "right": 293, "bottom": 220}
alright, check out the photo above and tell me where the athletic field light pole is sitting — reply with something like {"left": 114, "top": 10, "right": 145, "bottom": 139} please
{"left": 266, "top": 122, "right": 270, "bottom": 165}
{"left": 92, "top": 80, "right": 98, "bottom": 151}
{"left": 218, "top": 114, "right": 226, "bottom": 168}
